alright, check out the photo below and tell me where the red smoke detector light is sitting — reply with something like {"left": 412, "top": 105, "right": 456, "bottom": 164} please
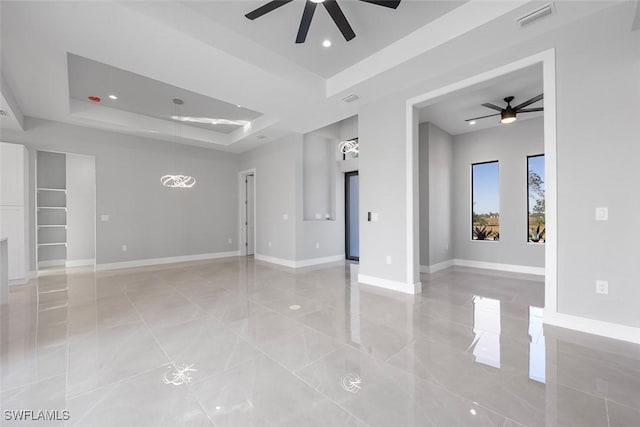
{"left": 88, "top": 96, "right": 101, "bottom": 103}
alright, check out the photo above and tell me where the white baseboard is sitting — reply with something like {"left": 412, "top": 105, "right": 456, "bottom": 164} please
{"left": 420, "top": 260, "right": 454, "bottom": 273}
{"left": 453, "top": 259, "right": 544, "bottom": 276}
{"left": 544, "top": 311, "right": 640, "bottom": 344}
{"left": 8, "top": 271, "right": 36, "bottom": 286}
{"left": 95, "top": 251, "right": 240, "bottom": 272}
{"left": 357, "top": 274, "right": 422, "bottom": 295}
{"left": 38, "top": 259, "right": 66, "bottom": 268}
{"left": 254, "top": 253, "right": 345, "bottom": 269}
{"left": 66, "top": 258, "right": 95, "bottom": 267}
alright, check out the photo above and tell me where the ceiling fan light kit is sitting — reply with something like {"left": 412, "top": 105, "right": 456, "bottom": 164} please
{"left": 245, "top": 0, "right": 401, "bottom": 44}
{"left": 466, "top": 94, "right": 544, "bottom": 125}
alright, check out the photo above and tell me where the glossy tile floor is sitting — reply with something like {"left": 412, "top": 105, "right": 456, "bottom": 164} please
{"left": 1, "top": 258, "right": 640, "bottom": 426}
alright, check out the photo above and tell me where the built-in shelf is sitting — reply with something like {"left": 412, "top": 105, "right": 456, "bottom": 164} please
{"left": 37, "top": 206, "right": 67, "bottom": 210}
{"left": 38, "top": 225, "right": 67, "bottom": 228}
{"left": 38, "top": 242, "right": 67, "bottom": 247}
{"left": 37, "top": 188, "right": 67, "bottom": 193}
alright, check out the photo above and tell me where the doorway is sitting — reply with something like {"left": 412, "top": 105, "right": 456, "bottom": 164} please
{"left": 345, "top": 171, "right": 359, "bottom": 261}
{"left": 239, "top": 169, "right": 256, "bottom": 256}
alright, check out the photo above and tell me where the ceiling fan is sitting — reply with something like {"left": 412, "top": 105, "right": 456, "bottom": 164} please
{"left": 245, "top": 0, "right": 402, "bottom": 44}
{"left": 466, "top": 94, "right": 543, "bottom": 124}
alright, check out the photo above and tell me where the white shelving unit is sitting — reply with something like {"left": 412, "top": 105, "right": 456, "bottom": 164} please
{"left": 36, "top": 178, "right": 68, "bottom": 267}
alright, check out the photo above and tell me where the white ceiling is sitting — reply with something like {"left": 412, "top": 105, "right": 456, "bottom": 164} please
{"left": 67, "top": 53, "right": 262, "bottom": 134}
{"left": 180, "top": 0, "right": 468, "bottom": 78}
{"left": 0, "top": 0, "right": 618, "bottom": 151}
{"left": 418, "top": 63, "right": 543, "bottom": 135}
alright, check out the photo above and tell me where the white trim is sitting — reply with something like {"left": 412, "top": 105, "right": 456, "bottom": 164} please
{"left": 66, "top": 258, "right": 95, "bottom": 267}
{"left": 545, "top": 312, "right": 640, "bottom": 345}
{"left": 254, "top": 253, "right": 345, "bottom": 269}
{"left": 453, "top": 259, "right": 544, "bottom": 276}
{"left": 254, "top": 254, "right": 296, "bottom": 268}
{"left": 295, "top": 254, "right": 345, "bottom": 268}
{"left": 38, "top": 259, "right": 66, "bottom": 268}
{"left": 406, "top": 49, "right": 557, "bottom": 319}
{"left": 420, "top": 259, "right": 454, "bottom": 274}
{"left": 95, "top": 251, "right": 240, "bottom": 271}
{"left": 357, "top": 274, "right": 422, "bottom": 295}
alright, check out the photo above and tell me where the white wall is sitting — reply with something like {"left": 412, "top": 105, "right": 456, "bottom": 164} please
{"left": 66, "top": 153, "right": 95, "bottom": 264}
{"left": 358, "top": 3, "right": 640, "bottom": 328}
{"left": 452, "top": 118, "right": 544, "bottom": 268}
{"left": 2, "top": 118, "right": 240, "bottom": 269}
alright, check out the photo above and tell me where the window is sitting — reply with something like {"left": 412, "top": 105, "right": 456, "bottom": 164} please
{"left": 472, "top": 161, "right": 500, "bottom": 241}
{"left": 527, "top": 155, "right": 545, "bottom": 243}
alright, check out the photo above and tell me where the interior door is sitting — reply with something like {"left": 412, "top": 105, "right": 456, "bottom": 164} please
{"left": 345, "top": 171, "right": 359, "bottom": 261}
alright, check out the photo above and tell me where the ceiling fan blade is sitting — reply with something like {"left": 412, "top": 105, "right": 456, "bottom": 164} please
{"left": 514, "top": 93, "right": 543, "bottom": 111}
{"left": 324, "top": 0, "right": 356, "bottom": 41}
{"left": 358, "top": 0, "right": 401, "bottom": 9}
{"left": 481, "top": 103, "right": 504, "bottom": 112}
{"left": 296, "top": 1, "right": 317, "bottom": 43}
{"left": 465, "top": 113, "right": 501, "bottom": 122}
{"left": 245, "top": 0, "right": 294, "bottom": 20}
{"left": 518, "top": 107, "right": 544, "bottom": 113}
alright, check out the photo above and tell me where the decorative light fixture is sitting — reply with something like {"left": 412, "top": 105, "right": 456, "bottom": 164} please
{"left": 500, "top": 108, "right": 517, "bottom": 124}
{"left": 170, "top": 116, "right": 250, "bottom": 127}
{"left": 338, "top": 138, "right": 359, "bottom": 156}
{"left": 161, "top": 175, "right": 196, "bottom": 188}
{"left": 161, "top": 98, "right": 196, "bottom": 189}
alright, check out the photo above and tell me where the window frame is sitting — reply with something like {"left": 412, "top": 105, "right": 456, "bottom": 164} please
{"left": 471, "top": 160, "right": 500, "bottom": 242}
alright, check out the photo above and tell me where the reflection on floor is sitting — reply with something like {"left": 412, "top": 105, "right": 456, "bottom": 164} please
{"left": 1, "top": 259, "right": 639, "bottom": 426}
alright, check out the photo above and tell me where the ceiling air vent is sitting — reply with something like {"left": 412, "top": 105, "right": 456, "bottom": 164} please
{"left": 517, "top": 3, "right": 554, "bottom": 27}
{"left": 342, "top": 93, "right": 359, "bottom": 103}
{"left": 0, "top": 110, "right": 8, "bottom": 117}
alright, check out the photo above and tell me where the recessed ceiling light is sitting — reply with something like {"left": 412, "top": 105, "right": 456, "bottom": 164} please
{"left": 108, "top": 94, "right": 118, "bottom": 100}
{"left": 469, "top": 121, "right": 476, "bottom": 125}
{"left": 311, "top": 0, "right": 325, "bottom": 3}
{"left": 236, "top": 104, "right": 242, "bottom": 108}
{"left": 322, "top": 39, "right": 332, "bottom": 48}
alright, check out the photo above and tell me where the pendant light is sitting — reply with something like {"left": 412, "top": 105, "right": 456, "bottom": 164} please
{"left": 160, "top": 98, "right": 196, "bottom": 188}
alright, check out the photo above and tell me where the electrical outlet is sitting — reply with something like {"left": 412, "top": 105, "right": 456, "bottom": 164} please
{"left": 315, "top": 213, "right": 321, "bottom": 219}
{"left": 121, "top": 244, "right": 127, "bottom": 252}
{"left": 595, "top": 207, "right": 608, "bottom": 221}
{"left": 282, "top": 213, "right": 288, "bottom": 220}
{"left": 386, "top": 255, "right": 392, "bottom": 265}
{"left": 228, "top": 238, "right": 232, "bottom": 244}
{"left": 315, "top": 242, "right": 320, "bottom": 249}
{"left": 596, "top": 280, "right": 608, "bottom": 294}
{"left": 268, "top": 241, "right": 272, "bottom": 248}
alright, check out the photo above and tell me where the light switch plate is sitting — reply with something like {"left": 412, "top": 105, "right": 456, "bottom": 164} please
{"left": 100, "top": 214, "right": 110, "bottom": 222}
{"left": 371, "top": 213, "right": 379, "bottom": 221}
{"left": 596, "top": 280, "right": 608, "bottom": 294}
{"left": 282, "top": 214, "right": 288, "bottom": 220}
{"left": 595, "top": 207, "right": 608, "bottom": 221}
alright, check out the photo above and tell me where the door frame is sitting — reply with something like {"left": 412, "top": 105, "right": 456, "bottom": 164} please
{"left": 345, "top": 170, "right": 359, "bottom": 261}
{"left": 405, "top": 49, "right": 557, "bottom": 312}
{"left": 238, "top": 168, "right": 257, "bottom": 256}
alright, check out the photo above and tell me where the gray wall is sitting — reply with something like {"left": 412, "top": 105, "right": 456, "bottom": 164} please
{"left": 452, "top": 117, "right": 544, "bottom": 267}
{"left": 66, "top": 153, "right": 95, "bottom": 263}
{"left": 303, "top": 133, "right": 333, "bottom": 220}
{"left": 2, "top": 117, "right": 240, "bottom": 269}
{"left": 239, "top": 134, "right": 298, "bottom": 261}
{"left": 358, "top": 3, "right": 640, "bottom": 327}
{"left": 426, "top": 123, "right": 454, "bottom": 266}
{"left": 240, "top": 132, "right": 346, "bottom": 263}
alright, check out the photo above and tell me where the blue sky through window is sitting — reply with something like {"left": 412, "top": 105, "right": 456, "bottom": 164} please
{"left": 528, "top": 155, "right": 545, "bottom": 213}
{"left": 473, "top": 162, "right": 499, "bottom": 214}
